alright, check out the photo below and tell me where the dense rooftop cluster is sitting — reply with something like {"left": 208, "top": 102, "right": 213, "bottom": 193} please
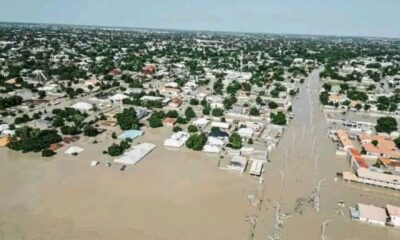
{"left": 0, "top": 23, "right": 325, "bottom": 157}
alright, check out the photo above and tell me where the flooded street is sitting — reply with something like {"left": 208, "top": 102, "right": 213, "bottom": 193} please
{"left": 253, "top": 69, "right": 400, "bottom": 240}
{"left": 1, "top": 69, "right": 400, "bottom": 240}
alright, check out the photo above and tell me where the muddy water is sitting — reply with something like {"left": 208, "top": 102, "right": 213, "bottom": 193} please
{"left": 2, "top": 70, "right": 400, "bottom": 240}
{"left": 253, "top": 69, "right": 400, "bottom": 240}
{"left": 0, "top": 126, "right": 262, "bottom": 240}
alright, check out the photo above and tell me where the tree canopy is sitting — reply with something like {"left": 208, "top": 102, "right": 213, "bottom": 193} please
{"left": 270, "top": 112, "right": 287, "bottom": 125}
{"left": 8, "top": 126, "right": 62, "bottom": 153}
{"left": 185, "top": 107, "right": 196, "bottom": 119}
{"left": 186, "top": 133, "right": 207, "bottom": 151}
{"left": 115, "top": 108, "right": 140, "bottom": 130}
{"left": 375, "top": 117, "right": 397, "bottom": 133}
{"left": 229, "top": 132, "right": 242, "bottom": 149}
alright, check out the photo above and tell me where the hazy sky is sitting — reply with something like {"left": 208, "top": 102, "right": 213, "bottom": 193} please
{"left": 0, "top": 0, "right": 399, "bottom": 38}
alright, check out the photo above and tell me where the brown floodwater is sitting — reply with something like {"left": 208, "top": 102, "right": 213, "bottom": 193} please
{"left": 252, "top": 69, "right": 400, "bottom": 240}
{"left": 1, "top": 70, "right": 400, "bottom": 240}
{"left": 0, "top": 126, "right": 262, "bottom": 240}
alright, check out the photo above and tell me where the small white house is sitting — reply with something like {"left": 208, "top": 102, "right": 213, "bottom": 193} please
{"left": 193, "top": 117, "right": 210, "bottom": 129}
{"left": 203, "top": 136, "right": 224, "bottom": 153}
{"left": 71, "top": 102, "right": 93, "bottom": 112}
{"left": 249, "top": 160, "right": 264, "bottom": 176}
{"left": 164, "top": 131, "right": 189, "bottom": 148}
{"left": 238, "top": 127, "right": 254, "bottom": 139}
{"left": 64, "top": 146, "right": 84, "bottom": 155}
{"left": 0, "top": 124, "right": 9, "bottom": 133}
{"left": 203, "top": 144, "right": 221, "bottom": 153}
{"left": 387, "top": 204, "right": 400, "bottom": 227}
{"left": 114, "top": 143, "right": 155, "bottom": 165}
{"left": 250, "top": 150, "right": 268, "bottom": 162}
{"left": 357, "top": 203, "right": 387, "bottom": 226}
{"left": 227, "top": 156, "right": 248, "bottom": 174}
{"left": 109, "top": 93, "right": 129, "bottom": 101}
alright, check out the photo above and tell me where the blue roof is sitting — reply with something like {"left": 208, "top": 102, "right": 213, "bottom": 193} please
{"left": 118, "top": 130, "right": 143, "bottom": 140}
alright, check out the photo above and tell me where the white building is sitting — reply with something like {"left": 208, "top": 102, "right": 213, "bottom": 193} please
{"left": 64, "top": 146, "right": 84, "bottom": 155}
{"left": 0, "top": 124, "right": 9, "bottom": 133}
{"left": 203, "top": 136, "right": 224, "bottom": 153}
{"left": 387, "top": 204, "right": 400, "bottom": 227}
{"left": 203, "top": 144, "right": 221, "bottom": 153}
{"left": 114, "top": 143, "right": 155, "bottom": 165}
{"left": 250, "top": 160, "right": 264, "bottom": 176}
{"left": 192, "top": 117, "right": 210, "bottom": 129}
{"left": 238, "top": 127, "right": 254, "bottom": 139}
{"left": 71, "top": 102, "right": 93, "bottom": 112}
{"left": 356, "top": 168, "right": 400, "bottom": 190}
{"left": 227, "top": 156, "right": 248, "bottom": 174}
{"left": 250, "top": 150, "right": 268, "bottom": 162}
{"left": 164, "top": 132, "right": 189, "bottom": 148}
{"left": 357, "top": 203, "right": 387, "bottom": 226}
{"left": 109, "top": 93, "right": 129, "bottom": 101}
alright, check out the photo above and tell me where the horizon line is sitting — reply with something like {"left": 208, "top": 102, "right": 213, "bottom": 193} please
{"left": 0, "top": 20, "right": 399, "bottom": 41}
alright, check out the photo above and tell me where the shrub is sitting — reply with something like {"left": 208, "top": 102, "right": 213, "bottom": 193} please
{"left": 42, "top": 148, "right": 56, "bottom": 157}
{"left": 188, "top": 125, "right": 199, "bottom": 133}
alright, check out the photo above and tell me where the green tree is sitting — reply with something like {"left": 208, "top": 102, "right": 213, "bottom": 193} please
{"left": 83, "top": 126, "right": 99, "bottom": 137}
{"left": 185, "top": 107, "right": 196, "bottom": 119}
{"left": 226, "top": 81, "right": 240, "bottom": 95}
{"left": 42, "top": 148, "right": 56, "bottom": 157}
{"left": 270, "top": 112, "right": 287, "bottom": 125}
{"left": 38, "top": 90, "right": 46, "bottom": 99}
{"left": 166, "top": 110, "right": 179, "bottom": 118}
{"left": 115, "top": 108, "right": 139, "bottom": 130}
{"left": 7, "top": 127, "right": 62, "bottom": 153}
{"left": 148, "top": 115, "right": 163, "bottom": 128}
{"left": 375, "top": 117, "right": 398, "bottom": 133}
{"left": 173, "top": 125, "right": 182, "bottom": 132}
{"left": 177, "top": 116, "right": 188, "bottom": 124}
{"left": 249, "top": 107, "right": 260, "bottom": 116}
{"left": 107, "top": 143, "right": 124, "bottom": 157}
{"left": 213, "top": 79, "right": 224, "bottom": 95}
{"left": 340, "top": 83, "right": 349, "bottom": 91}
{"left": 188, "top": 125, "right": 199, "bottom": 133}
{"left": 212, "top": 108, "right": 224, "bottom": 117}
{"left": 256, "top": 96, "right": 263, "bottom": 105}
{"left": 229, "top": 133, "right": 242, "bottom": 149}
{"left": 347, "top": 90, "right": 368, "bottom": 101}
{"left": 61, "top": 125, "right": 81, "bottom": 135}
{"left": 211, "top": 127, "right": 220, "bottom": 133}
{"left": 190, "top": 98, "right": 199, "bottom": 105}
{"left": 319, "top": 92, "right": 329, "bottom": 105}
{"left": 202, "top": 106, "right": 211, "bottom": 115}
{"left": 394, "top": 136, "right": 400, "bottom": 148}
{"left": 185, "top": 133, "right": 207, "bottom": 151}
{"left": 322, "top": 83, "right": 332, "bottom": 92}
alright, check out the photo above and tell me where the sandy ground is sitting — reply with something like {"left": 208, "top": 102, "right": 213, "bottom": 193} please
{"left": 252, "top": 69, "right": 400, "bottom": 240}
{"left": 0, "top": 126, "right": 261, "bottom": 240}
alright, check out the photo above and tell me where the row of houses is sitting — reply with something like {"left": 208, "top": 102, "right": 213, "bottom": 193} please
{"left": 350, "top": 203, "right": 400, "bottom": 228}
{"left": 333, "top": 129, "right": 400, "bottom": 190}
